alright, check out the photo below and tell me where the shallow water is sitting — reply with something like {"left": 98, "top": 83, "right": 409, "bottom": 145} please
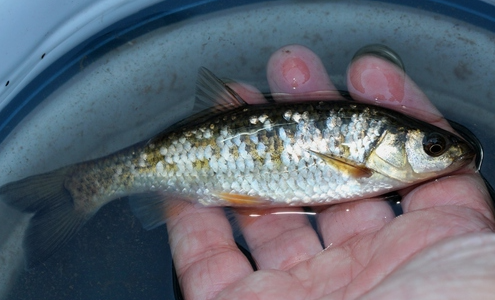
{"left": 1, "top": 1, "right": 495, "bottom": 299}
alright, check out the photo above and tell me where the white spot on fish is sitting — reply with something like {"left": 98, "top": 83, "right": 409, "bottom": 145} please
{"left": 263, "top": 119, "right": 273, "bottom": 131}
{"left": 184, "top": 159, "right": 193, "bottom": 171}
{"left": 231, "top": 181, "right": 241, "bottom": 191}
{"left": 258, "top": 114, "right": 269, "bottom": 123}
{"left": 138, "top": 153, "right": 148, "bottom": 167}
{"left": 241, "top": 179, "right": 250, "bottom": 191}
{"left": 233, "top": 135, "right": 241, "bottom": 146}
{"left": 175, "top": 143, "right": 184, "bottom": 153}
{"left": 257, "top": 142, "right": 266, "bottom": 156}
{"left": 209, "top": 156, "right": 218, "bottom": 172}
{"left": 250, "top": 134, "right": 258, "bottom": 144}
{"left": 283, "top": 110, "right": 293, "bottom": 122}
{"left": 265, "top": 155, "right": 273, "bottom": 170}
{"left": 228, "top": 159, "right": 236, "bottom": 170}
{"left": 236, "top": 159, "right": 245, "bottom": 172}
{"left": 245, "top": 157, "right": 254, "bottom": 170}
{"left": 160, "top": 146, "right": 167, "bottom": 156}
{"left": 220, "top": 127, "right": 229, "bottom": 138}
{"left": 204, "top": 145, "right": 212, "bottom": 159}
{"left": 187, "top": 150, "right": 196, "bottom": 161}
{"left": 281, "top": 151, "right": 291, "bottom": 166}
{"left": 301, "top": 111, "right": 310, "bottom": 122}
{"left": 156, "top": 161, "right": 164, "bottom": 175}
{"left": 292, "top": 112, "right": 301, "bottom": 123}
{"left": 218, "top": 157, "right": 228, "bottom": 173}
{"left": 279, "top": 127, "right": 288, "bottom": 142}
{"left": 221, "top": 146, "right": 230, "bottom": 160}
{"left": 239, "top": 142, "right": 249, "bottom": 159}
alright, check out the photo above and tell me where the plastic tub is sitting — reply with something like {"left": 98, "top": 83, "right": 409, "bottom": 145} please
{"left": 1, "top": 0, "right": 494, "bottom": 299}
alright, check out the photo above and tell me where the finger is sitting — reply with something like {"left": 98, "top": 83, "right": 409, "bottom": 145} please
{"left": 401, "top": 174, "right": 495, "bottom": 223}
{"left": 166, "top": 201, "right": 253, "bottom": 300}
{"left": 226, "top": 82, "right": 268, "bottom": 104}
{"left": 166, "top": 72, "right": 270, "bottom": 299}
{"left": 235, "top": 208, "right": 322, "bottom": 271}
{"left": 225, "top": 65, "right": 325, "bottom": 271}
{"left": 317, "top": 53, "right": 410, "bottom": 246}
{"left": 231, "top": 45, "right": 339, "bottom": 270}
{"left": 347, "top": 55, "right": 452, "bottom": 131}
{"left": 267, "top": 44, "right": 342, "bottom": 101}
{"left": 346, "top": 53, "right": 491, "bottom": 214}
{"left": 317, "top": 198, "right": 395, "bottom": 247}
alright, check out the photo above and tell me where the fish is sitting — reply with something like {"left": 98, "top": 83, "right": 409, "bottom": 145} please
{"left": 0, "top": 67, "right": 475, "bottom": 268}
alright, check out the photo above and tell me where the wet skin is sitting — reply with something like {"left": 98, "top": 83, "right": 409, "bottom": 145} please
{"left": 166, "top": 45, "right": 495, "bottom": 300}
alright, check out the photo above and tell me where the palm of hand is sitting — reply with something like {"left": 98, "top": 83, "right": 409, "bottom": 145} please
{"left": 166, "top": 45, "right": 495, "bottom": 300}
{"left": 213, "top": 175, "right": 492, "bottom": 300}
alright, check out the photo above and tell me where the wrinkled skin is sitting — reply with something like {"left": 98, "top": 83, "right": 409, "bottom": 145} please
{"left": 165, "top": 45, "right": 495, "bottom": 300}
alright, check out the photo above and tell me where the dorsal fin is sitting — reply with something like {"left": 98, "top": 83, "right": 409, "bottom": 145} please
{"left": 155, "top": 68, "right": 249, "bottom": 135}
{"left": 194, "top": 67, "right": 248, "bottom": 114}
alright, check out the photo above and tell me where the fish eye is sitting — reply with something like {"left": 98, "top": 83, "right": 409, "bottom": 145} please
{"left": 423, "top": 132, "right": 448, "bottom": 157}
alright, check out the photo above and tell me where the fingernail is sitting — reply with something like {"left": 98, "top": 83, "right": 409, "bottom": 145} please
{"left": 348, "top": 56, "right": 406, "bottom": 103}
{"left": 282, "top": 57, "right": 311, "bottom": 90}
{"left": 352, "top": 44, "right": 405, "bottom": 72}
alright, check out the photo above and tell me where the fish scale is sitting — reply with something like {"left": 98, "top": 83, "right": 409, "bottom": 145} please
{"left": 67, "top": 103, "right": 401, "bottom": 207}
{"left": 0, "top": 67, "right": 474, "bottom": 268}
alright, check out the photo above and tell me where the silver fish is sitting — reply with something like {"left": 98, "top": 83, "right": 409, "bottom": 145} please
{"left": 0, "top": 68, "right": 475, "bottom": 268}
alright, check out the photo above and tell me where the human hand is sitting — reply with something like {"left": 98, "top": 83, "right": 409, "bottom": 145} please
{"left": 166, "top": 45, "right": 495, "bottom": 300}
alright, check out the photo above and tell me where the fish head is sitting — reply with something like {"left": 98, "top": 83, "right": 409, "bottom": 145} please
{"left": 405, "top": 128, "right": 476, "bottom": 175}
{"left": 367, "top": 126, "right": 475, "bottom": 183}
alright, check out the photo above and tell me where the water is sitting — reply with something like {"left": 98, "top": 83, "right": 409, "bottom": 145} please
{"left": 1, "top": 0, "right": 495, "bottom": 299}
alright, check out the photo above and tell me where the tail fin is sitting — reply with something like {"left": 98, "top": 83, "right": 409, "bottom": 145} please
{"left": 0, "top": 168, "right": 93, "bottom": 269}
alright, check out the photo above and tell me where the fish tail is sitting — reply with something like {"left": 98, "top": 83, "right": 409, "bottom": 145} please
{"left": 0, "top": 167, "right": 93, "bottom": 269}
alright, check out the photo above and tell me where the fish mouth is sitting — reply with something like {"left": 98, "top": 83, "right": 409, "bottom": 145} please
{"left": 454, "top": 151, "right": 476, "bottom": 164}
{"left": 458, "top": 131, "right": 481, "bottom": 168}
{"left": 447, "top": 143, "right": 477, "bottom": 173}
{"left": 448, "top": 120, "right": 483, "bottom": 169}
{"left": 451, "top": 138, "right": 477, "bottom": 166}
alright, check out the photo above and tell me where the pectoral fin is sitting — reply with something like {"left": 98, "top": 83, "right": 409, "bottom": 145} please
{"left": 309, "top": 150, "right": 373, "bottom": 178}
